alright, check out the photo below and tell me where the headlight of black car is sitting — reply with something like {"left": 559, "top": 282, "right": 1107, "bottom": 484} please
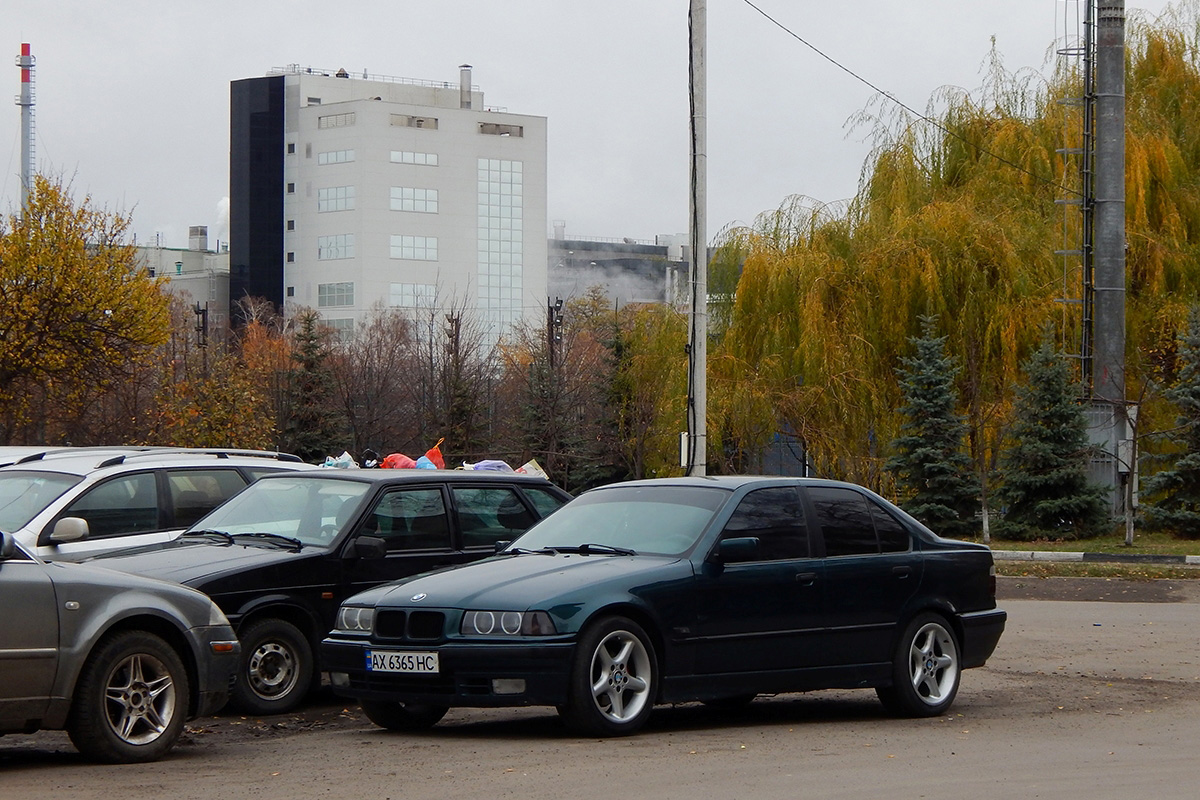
{"left": 335, "top": 605, "right": 375, "bottom": 634}
{"left": 460, "top": 610, "right": 557, "bottom": 637}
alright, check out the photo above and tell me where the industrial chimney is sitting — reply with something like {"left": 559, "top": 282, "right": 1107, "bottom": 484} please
{"left": 459, "top": 64, "right": 472, "bottom": 109}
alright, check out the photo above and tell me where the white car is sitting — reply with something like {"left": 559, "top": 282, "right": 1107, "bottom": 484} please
{"left": 0, "top": 448, "right": 315, "bottom": 561}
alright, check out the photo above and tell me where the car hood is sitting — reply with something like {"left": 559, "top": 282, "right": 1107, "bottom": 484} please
{"left": 368, "top": 552, "right": 687, "bottom": 610}
{"left": 85, "top": 539, "right": 312, "bottom": 585}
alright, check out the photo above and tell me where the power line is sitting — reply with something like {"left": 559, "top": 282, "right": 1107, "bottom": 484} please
{"left": 740, "top": 0, "right": 1080, "bottom": 197}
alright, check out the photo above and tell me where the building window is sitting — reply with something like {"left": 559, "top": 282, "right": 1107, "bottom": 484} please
{"left": 286, "top": 220, "right": 295, "bottom": 230}
{"left": 317, "top": 234, "right": 355, "bottom": 260}
{"left": 390, "top": 187, "right": 438, "bottom": 214}
{"left": 390, "top": 282, "right": 437, "bottom": 309}
{"left": 477, "top": 158, "right": 524, "bottom": 330}
{"left": 287, "top": 143, "right": 296, "bottom": 154}
{"left": 318, "top": 282, "right": 354, "bottom": 308}
{"left": 287, "top": 183, "right": 295, "bottom": 194}
{"left": 307, "top": 97, "right": 322, "bottom": 105}
{"left": 287, "top": 286, "right": 295, "bottom": 297}
{"left": 389, "top": 235, "right": 438, "bottom": 261}
{"left": 286, "top": 252, "right": 295, "bottom": 263}
{"left": 318, "top": 149, "right": 355, "bottom": 165}
{"left": 325, "top": 318, "right": 354, "bottom": 341}
{"left": 318, "top": 112, "right": 356, "bottom": 129}
{"left": 317, "top": 185, "right": 356, "bottom": 212}
{"left": 390, "top": 150, "right": 438, "bottom": 166}
{"left": 479, "top": 122, "right": 524, "bottom": 137}
{"left": 390, "top": 114, "right": 438, "bottom": 130}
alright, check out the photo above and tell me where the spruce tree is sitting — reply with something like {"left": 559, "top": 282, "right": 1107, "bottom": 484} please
{"left": 886, "top": 316, "right": 980, "bottom": 539}
{"left": 994, "top": 335, "right": 1109, "bottom": 540}
{"left": 280, "top": 310, "right": 346, "bottom": 462}
{"left": 1143, "top": 307, "right": 1200, "bottom": 537}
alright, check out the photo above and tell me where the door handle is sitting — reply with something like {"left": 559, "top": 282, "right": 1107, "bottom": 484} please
{"left": 795, "top": 571, "right": 817, "bottom": 586}
{"left": 892, "top": 565, "right": 912, "bottom": 579}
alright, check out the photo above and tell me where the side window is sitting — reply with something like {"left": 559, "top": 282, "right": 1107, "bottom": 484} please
{"left": 452, "top": 487, "right": 535, "bottom": 549}
{"left": 60, "top": 472, "right": 159, "bottom": 539}
{"left": 719, "top": 486, "right": 809, "bottom": 561}
{"left": 809, "top": 487, "right": 879, "bottom": 557}
{"left": 523, "top": 486, "right": 568, "bottom": 518}
{"left": 167, "top": 469, "right": 249, "bottom": 528}
{"left": 367, "top": 488, "right": 450, "bottom": 552}
{"left": 868, "top": 499, "right": 911, "bottom": 553}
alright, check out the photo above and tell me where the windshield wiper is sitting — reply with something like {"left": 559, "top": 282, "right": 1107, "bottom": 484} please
{"left": 506, "top": 547, "right": 559, "bottom": 556}
{"left": 537, "top": 543, "right": 636, "bottom": 556}
{"left": 230, "top": 532, "right": 304, "bottom": 552}
{"left": 178, "top": 529, "right": 234, "bottom": 546}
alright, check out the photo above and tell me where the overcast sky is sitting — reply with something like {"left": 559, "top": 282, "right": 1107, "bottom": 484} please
{"left": 0, "top": 0, "right": 1176, "bottom": 249}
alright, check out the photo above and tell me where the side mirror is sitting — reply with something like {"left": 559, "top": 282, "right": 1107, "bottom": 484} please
{"left": 350, "top": 535, "right": 387, "bottom": 560}
{"left": 49, "top": 517, "right": 90, "bottom": 544}
{"left": 0, "top": 531, "right": 14, "bottom": 560}
{"left": 714, "top": 536, "right": 760, "bottom": 564}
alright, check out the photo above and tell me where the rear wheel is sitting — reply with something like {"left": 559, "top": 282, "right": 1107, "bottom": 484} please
{"left": 230, "top": 618, "right": 313, "bottom": 715}
{"left": 360, "top": 699, "right": 448, "bottom": 731}
{"left": 876, "top": 613, "right": 960, "bottom": 717}
{"left": 559, "top": 616, "right": 657, "bottom": 737}
{"left": 67, "top": 631, "right": 189, "bottom": 763}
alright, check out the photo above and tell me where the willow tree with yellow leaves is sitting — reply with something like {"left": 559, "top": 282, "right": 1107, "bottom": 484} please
{"left": 0, "top": 175, "right": 170, "bottom": 444}
{"left": 710, "top": 5, "right": 1200, "bottom": 502}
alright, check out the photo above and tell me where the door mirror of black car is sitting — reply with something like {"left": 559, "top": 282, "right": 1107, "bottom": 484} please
{"left": 494, "top": 540, "right": 511, "bottom": 554}
{"left": 49, "top": 517, "right": 89, "bottom": 544}
{"left": 715, "top": 536, "right": 760, "bottom": 564}
{"left": 0, "top": 531, "right": 14, "bottom": 560}
{"left": 350, "top": 535, "right": 388, "bottom": 560}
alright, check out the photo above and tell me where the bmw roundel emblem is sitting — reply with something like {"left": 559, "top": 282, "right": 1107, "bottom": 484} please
{"left": 411, "top": 592, "right": 427, "bottom": 602}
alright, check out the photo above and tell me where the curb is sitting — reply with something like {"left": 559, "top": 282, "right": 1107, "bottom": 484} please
{"left": 992, "top": 550, "right": 1200, "bottom": 565}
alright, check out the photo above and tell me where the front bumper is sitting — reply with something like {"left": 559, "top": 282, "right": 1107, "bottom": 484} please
{"left": 185, "top": 623, "right": 241, "bottom": 718}
{"left": 321, "top": 635, "right": 576, "bottom": 708}
{"left": 958, "top": 608, "right": 1007, "bottom": 669}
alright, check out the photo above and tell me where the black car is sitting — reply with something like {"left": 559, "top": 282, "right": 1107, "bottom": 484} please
{"left": 89, "top": 470, "right": 570, "bottom": 714}
{"left": 321, "top": 476, "right": 1007, "bottom": 736}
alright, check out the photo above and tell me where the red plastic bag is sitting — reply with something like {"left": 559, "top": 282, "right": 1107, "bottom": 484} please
{"left": 381, "top": 453, "right": 416, "bottom": 469}
{"left": 424, "top": 438, "right": 445, "bottom": 469}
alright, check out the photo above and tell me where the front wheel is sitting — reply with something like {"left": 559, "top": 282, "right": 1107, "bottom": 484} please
{"left": 360, "top": 699, "right": 448, "bottom": 731}
{"left": 876, "top": 613, "right": 961, "bottom": 717}
{"left": 559, "top": 616, "right": 657, "bottom": 737}
{"left": 67, "top": 631, "right": 189, "bottom": 763}
{"left": 230, "top": 618, "right": 314, "bottom": 715}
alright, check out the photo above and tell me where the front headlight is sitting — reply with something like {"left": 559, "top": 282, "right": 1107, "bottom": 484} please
{"left": 208, "top": 601, "right": 231, "bottom": 627}
{"left": 335, "top": 605, "right": 375, "bottom": 634}
{"left": 460, "top": 610, "right": 556, "bottom": 637}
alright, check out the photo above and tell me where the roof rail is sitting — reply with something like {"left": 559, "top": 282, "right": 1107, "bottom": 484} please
{"left": 90, "top": 448, "right": 305, "bottom": 469}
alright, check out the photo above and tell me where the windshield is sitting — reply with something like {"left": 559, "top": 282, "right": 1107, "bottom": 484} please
{"left": 0, "top": 471, "right": 83, "bottom": 531}
{"left": 190, "top": 475, "right": 370, "bottom": 547}
{"left": 510, "top": 485, "right": 728, "bottom": 556}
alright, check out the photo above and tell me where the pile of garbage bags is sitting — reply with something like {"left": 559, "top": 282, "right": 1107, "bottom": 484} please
{"left": 322, "top": 439, "right": 547, "bottom": 479}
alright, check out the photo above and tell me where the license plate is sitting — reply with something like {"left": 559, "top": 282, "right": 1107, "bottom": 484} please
{"left": 367, "top": 650, "right": 439, "bottom": 674}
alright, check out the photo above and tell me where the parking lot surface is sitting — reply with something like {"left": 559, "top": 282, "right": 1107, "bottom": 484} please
{"left": 3, "top": 582, "right": 1199, "bottom": 799}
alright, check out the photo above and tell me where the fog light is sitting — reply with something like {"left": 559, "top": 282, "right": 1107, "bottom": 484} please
{"left": 330, "top": 671, "right": 350, "bottom": 688}
{"left": 491, "top": 678, "right": 526, "bottom": 695}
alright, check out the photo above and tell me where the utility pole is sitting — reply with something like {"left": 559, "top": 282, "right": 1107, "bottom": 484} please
{"left": 546, "top": 296, "right": 563, "bottom": 371}
{"left": 1093, "top": 0, "right": 1128, "bottom": 515}
{"left": 687, "top": 0, "right": 708, "bottom": 476}
{"left": 16, "top": 43, "right": 35, "bottom": 217}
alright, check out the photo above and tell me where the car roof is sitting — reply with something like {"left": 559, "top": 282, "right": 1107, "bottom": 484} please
{"left": 0, "top": 447, "right": 310, "bottom": 476}
{"left": 592, "top": 475, "right": 871, "bottom": 492}
{"left": 254, "top": 468, "right": 560, "bottom": 487}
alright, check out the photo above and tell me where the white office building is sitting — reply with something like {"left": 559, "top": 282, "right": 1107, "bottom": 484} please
{"left": 230, "top": 65, "right": 547, "bottom": 340}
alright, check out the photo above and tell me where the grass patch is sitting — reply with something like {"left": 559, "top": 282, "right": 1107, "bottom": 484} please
{"left": 972, "top": 530, "right": 1199, "bottom": 556}
{"left": 995, "top": 561, "right": 1200, "bottom": 580}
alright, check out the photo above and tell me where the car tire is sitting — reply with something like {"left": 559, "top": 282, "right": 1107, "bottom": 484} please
{"left": 559, "top": 616, "right": 657, "bottom": 737}
{"left": 360, "top": 699, "right": 448, "bottom": 731}
{"left": 66, "top": 630, "right": 189, "bottom": 763}
{"left": 230, "top": 618, "right": 313, "bottom": 715}
{"left": 876, "top": 612, "right": 961, "bottom": 717}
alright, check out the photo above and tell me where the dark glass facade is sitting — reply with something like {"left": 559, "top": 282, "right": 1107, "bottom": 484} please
{"left": 229, "top": 76, "right": 285, "bottom": 320}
